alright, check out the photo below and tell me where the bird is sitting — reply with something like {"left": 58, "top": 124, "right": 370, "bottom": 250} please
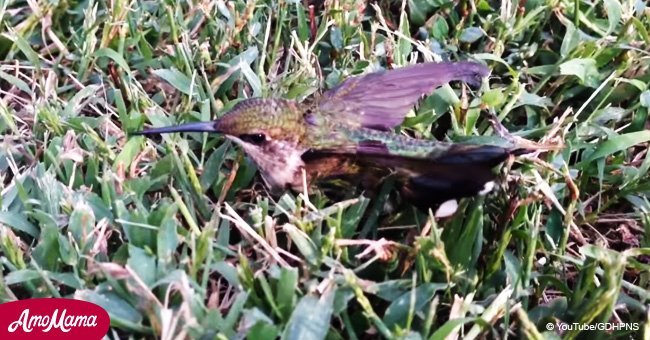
{"left": 134, "top": 61, "right": 527, "bottom": 218}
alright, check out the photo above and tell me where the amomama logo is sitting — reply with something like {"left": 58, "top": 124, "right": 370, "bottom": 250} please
{"left": 0, "top": 298, "right": 110, "bottom": 339}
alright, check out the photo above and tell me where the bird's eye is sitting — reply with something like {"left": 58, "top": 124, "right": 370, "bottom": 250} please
{"left": 239, "top": 133, "right": 267, "bottom": 145}
{"left": 303, "top": 109, "right": 317, "bottom": 126}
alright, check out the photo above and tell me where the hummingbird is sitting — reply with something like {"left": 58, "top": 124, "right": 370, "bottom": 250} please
{"left": 135, "top": 61, "right": 525, "bottom": 217}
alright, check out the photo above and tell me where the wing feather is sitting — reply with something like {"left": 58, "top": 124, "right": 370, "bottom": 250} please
{"left": 304, "top": 140, "right": 518, "bottom": 207}
{"left": 318, "top": 61, "right": 490, "bottom": 130}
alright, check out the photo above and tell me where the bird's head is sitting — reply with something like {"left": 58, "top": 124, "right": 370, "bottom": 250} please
{"left": 134, "top": 98, "right": 308, "bottom": 146}
{"left": 134, "top": 98, "right": 311, "bottom": 190}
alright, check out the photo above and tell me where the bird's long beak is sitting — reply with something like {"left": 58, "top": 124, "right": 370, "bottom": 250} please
{"left": 132, "top": 121, "right": 220, "bottom": 136}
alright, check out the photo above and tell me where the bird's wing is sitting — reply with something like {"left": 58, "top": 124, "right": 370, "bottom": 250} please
{"left": 317, "top": 61, "right": 489, "bottom": 131}
{"left": 305, "top": 137, "right": 519, "bottom": 207}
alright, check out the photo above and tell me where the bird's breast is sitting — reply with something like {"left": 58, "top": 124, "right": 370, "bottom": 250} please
{"left": 234, "top": 138, "right": 308, "bottom": 193}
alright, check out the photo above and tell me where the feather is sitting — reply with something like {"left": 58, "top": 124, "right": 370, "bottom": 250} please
{"left": 354, "top": 146, "right": 508, "bottom": 206}
{"left": 304, "top": 138, "right": 516, "bottom": 208}
{"left": 317, "top": 61, "right": 490, "bottom": 130}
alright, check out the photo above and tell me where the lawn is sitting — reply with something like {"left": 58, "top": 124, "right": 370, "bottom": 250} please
{"left": 1, "top": 0, "right": 649, "bottom": 339}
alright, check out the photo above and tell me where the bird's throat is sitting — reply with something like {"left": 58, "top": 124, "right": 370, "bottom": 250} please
{"left": 228, "top": 136, "right": 308, "bottom": 192}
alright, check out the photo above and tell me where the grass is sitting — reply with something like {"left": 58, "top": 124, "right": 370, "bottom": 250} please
{"left": 1, "top": 0, "right": 649, "bottom": 338}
